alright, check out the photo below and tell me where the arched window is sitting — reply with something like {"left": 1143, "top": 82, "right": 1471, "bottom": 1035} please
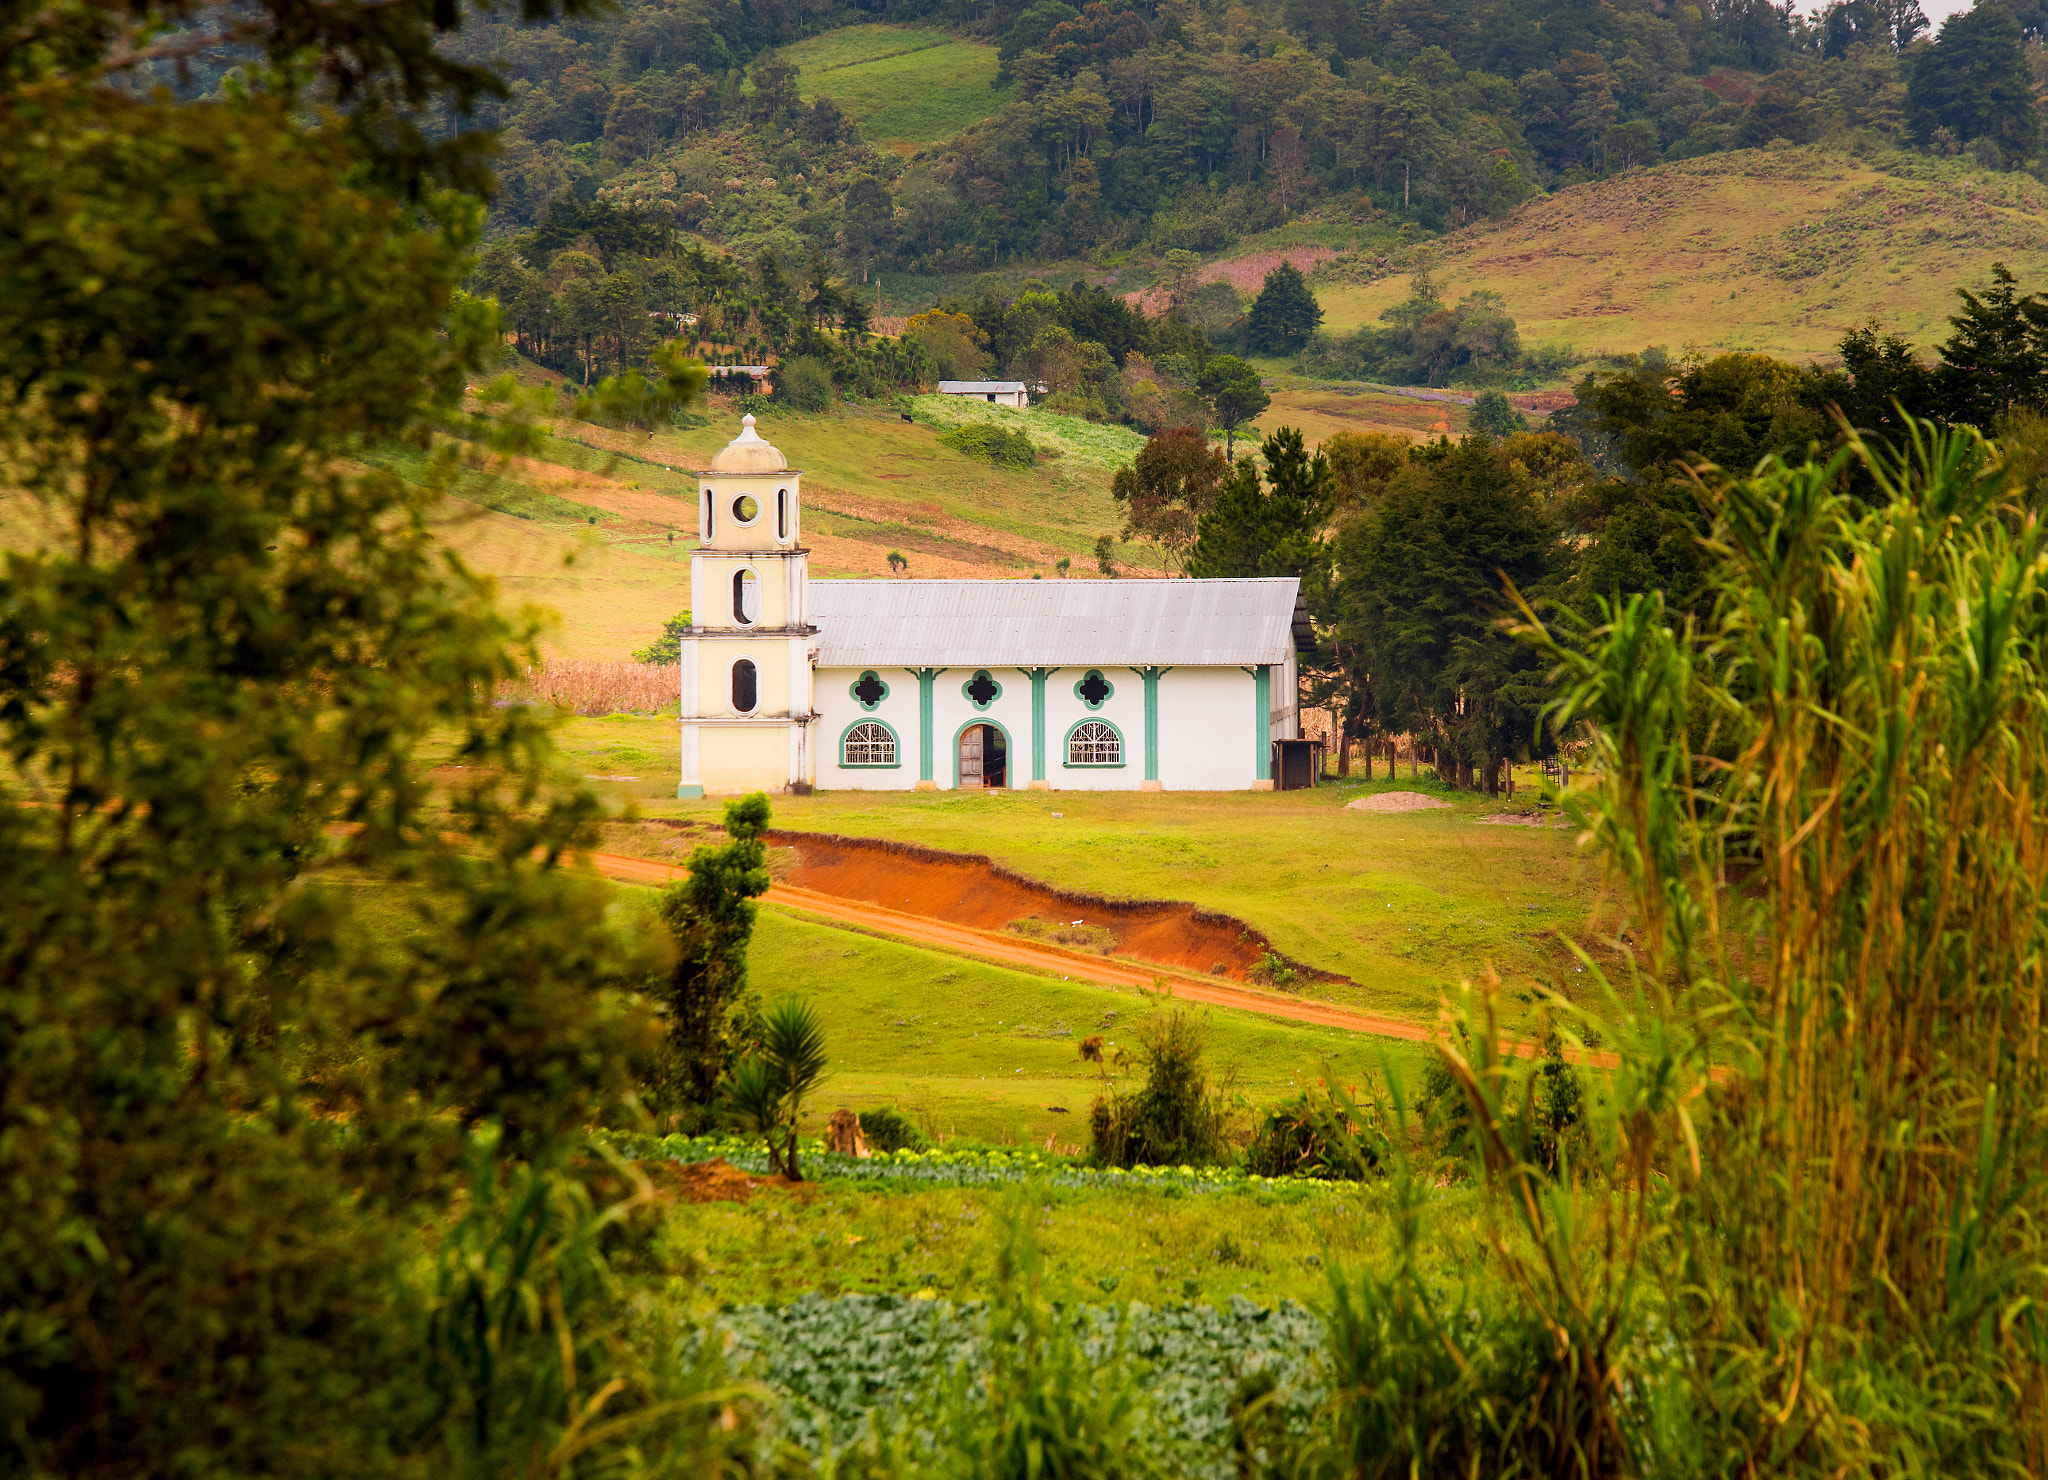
{"left": 731, "top": 659, "right": 757, "bottom": 713}
{"left": 777, "top": 487, "right": 789, "bottom": 541}
{"left": 732, "top": 568, "right": 759, "bottom": 625}
{"left": 1067, "top": 721, "right": 1122, "bottom": 766}
{"left": 842, "top": 721, "right": 897, "bottom": 767}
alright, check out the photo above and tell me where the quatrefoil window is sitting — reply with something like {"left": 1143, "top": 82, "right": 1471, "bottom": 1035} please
{"left": 851, "top": 671, "right": 888, "bottom": 709}
{"left": 964, "top": 671, "right": 1002, "bottom": 709}
{"left": 1076, "top": 670, "right": 1113, "bottom": 708}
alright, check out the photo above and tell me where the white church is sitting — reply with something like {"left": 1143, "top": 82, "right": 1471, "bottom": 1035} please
{"left": 677, "top": 416, "right": 1307, "bottom": 797}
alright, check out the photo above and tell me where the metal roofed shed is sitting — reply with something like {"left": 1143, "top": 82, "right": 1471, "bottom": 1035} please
{"left": 808, "top": 578, "right": 1301, "bottom": 667}
{"left": 935, "top": 380, "right": 1029, "bottom": 407}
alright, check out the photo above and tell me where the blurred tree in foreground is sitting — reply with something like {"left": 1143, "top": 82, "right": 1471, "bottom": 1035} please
{"left": 0, "top": 4, "right": 745, "bottom": 1475}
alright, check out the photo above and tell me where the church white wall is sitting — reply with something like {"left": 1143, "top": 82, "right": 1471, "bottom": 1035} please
{"left": 1156, "top": 668, "right": 1260, "bottom": 791}
{"left": 811, "top": 663, "right": 1287, "bottom": 791}
{"left": 814, "top": 667, "right": 920, "bottom": 791}
{"left": 1040, "top": 668, "right": 1142, "bottom": 791}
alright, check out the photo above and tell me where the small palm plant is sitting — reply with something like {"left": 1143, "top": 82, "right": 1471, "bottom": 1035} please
{"left": 724, "top": 997, "right": 828, "bottom": 1180}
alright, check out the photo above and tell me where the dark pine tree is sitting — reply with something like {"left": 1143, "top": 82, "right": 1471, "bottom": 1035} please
{"left": 1244, "top": 262, "right": 1325, "bottom": 355}
{"left": 1186, "top": 426, "right": 1334, "bottom": 595}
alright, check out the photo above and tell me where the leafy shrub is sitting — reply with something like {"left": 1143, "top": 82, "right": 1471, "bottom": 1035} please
{"left": 631, "top": 610, "right": 691, "bottom": 665}
{"left": 1246, "top": 950, "right": 1300, "bottom": 990}
{"left": 776, "top": 354, "right": 834, "bottom": 411}
{"left": 1089, "top": 1009, "right": 1236, "bottom": 1168}
{"left": 1243, "top": 1080, "right": 1387, "bottom": 1179}
{"left": 857, "top": 1106, "right": 926, "bottom": 1153}
{"left": 940, "top": 421, "right": 1038, "bottom": 468}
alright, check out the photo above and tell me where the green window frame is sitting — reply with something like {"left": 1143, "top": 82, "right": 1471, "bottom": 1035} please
{"left": 850, "top": 670, "right": 890, "bottom": 710}
{"left": 1063, "top": 718, "right": 1126, "bottom": 768}
{"left": 839, "top": 719, "right": 902, "bottom": 769}
{"left": 1073, "top": 669, "right": 1114, "bottom": 709}
{"left": 962, "top": 670, "right": 1003, "bottom": 710}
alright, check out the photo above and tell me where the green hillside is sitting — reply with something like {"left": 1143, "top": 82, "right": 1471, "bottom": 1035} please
{"left": 1315, "top": 147, "right": 2048, "bottom": 364}
{"left": 776, "top": 25, "right": 1012, "bottom": 151}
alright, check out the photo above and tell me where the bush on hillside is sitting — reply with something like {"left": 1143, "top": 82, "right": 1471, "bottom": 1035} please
{"left": 777, "top": 355, "right": 834, "bottom": 411}
{"left": 1088, "top": 1009, "right": 1235, "bottom": 1168}
{"left": 941, "top": 421, "right": 1038, "bottom": 468}
{"left": 1243, "top": 1080, "right": 1388, "bottom": 1179}
{"left": 857, "top": 1107, "right": 927, "bottom": 1153}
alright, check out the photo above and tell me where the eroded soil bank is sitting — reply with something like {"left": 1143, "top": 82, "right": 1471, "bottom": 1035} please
{"left": 765, "top": 829, "right": 1340, "bottom": 985}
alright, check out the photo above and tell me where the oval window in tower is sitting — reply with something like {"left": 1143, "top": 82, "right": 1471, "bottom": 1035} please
{"left": 731, "top": 493, "right": 759, "bottom": 525}
{"left": 732, "top": 568, "right": 760, "bottom": 625}
{"left": 731, "top": 658, "right": 757, "bottom": 713}
{"left": 777, "top": 488, "right": 789, "bottom": 541}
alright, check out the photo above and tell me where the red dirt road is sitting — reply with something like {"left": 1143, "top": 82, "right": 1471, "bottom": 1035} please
{"left": 577, "top": 846, "right": 1436, "bottom": 1045}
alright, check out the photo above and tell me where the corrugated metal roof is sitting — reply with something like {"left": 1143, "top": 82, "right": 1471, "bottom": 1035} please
{"left": 935, "top": 381, "right": 1027, "bottom": 393}
{"left": 809, "top": 578, "right": 1301, "bottom": 667}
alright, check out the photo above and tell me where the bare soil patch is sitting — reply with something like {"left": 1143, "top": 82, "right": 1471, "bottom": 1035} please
{"left": 1477, "top": 812, "right": 1553, "bottom": 827}
{"left": 769, "top": 829, "right": 1330, "bottom": 983}
{"left": 1343, "top": 791, "right": 1450, "bottom": 814}
{"left": 1123, "top": 245, "right": 1343, "bottom": 313}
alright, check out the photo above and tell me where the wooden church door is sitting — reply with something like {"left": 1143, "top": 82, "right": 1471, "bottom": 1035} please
{"left": 959, "top": 727, "right": 983, "bottom": 786}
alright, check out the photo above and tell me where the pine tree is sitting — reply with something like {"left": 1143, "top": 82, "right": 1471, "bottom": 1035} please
{"left": 1469, "top": 389, "right": 1530, "bottom": 438}
{"left": 1933, "top": 262, "right": 2048, "bottom": 426}
{"left": 1244, "top": 261, "right": 1325, "bottom": 354}
{"left": 1186, "top": 426, "right": 1334, "bottom": 595}
{"left": 1328, "top": 437, "right": 1562, "bottom": 790}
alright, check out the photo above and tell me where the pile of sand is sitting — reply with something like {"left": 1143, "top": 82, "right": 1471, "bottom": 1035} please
{"left": 1344, "top": 791, "right": 1451, "bottom": 813}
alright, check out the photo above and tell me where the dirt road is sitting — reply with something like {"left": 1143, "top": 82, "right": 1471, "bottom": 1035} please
{"left": 579, "top": 847, "right": 1438, "bottom": 1045}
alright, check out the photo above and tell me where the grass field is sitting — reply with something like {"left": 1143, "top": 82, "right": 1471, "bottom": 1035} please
{"left": 776, "top": 25, "right": 1013, "bottom": 150}
{"left": 643, "top": 1169, "right": 1486, "bottom": 1317}
{"left": 743, "top": 904, "right": 1444, "bottom": 1145}
{"left": 1315, "top": 146, "right": 2048, "bottom": 363}
{"left": 513, "top": 706, "right": 1599, "bottom": 1025}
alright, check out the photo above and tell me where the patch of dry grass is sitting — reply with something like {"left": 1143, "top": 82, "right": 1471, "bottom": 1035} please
{"left": 1316, "top": 146, "right": 2048, "bottom": 362}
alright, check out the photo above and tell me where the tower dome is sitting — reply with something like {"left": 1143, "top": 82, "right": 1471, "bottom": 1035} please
{"left": 708, "top": 413, "right": 787, "bottom": 473}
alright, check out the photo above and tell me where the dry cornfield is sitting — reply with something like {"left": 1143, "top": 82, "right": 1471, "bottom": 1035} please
{"left": 504, "top": 659, "right": 678, "bottom": 716}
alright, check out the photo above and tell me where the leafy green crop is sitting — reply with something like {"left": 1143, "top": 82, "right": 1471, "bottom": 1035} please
{"left": 721, "top": 1292, "right": 1325, "bottom": 1476}
{"left": 600, "top": 1132, "right": 1354, "bottom": 1197}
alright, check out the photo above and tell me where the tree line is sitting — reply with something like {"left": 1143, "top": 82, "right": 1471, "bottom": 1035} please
{"left": 1120, "top": 261, "right": 2048, "bottom": 791}
{"left": 469, "top": 218, "right": 1330, "bottom": 435}
{"left": 438, "top": 0, "right": 2044, "bottom": 276}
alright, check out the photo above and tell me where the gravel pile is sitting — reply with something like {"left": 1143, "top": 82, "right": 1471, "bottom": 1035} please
{"left": 1343, "top": 791, "right": 1451, "bottom": 813}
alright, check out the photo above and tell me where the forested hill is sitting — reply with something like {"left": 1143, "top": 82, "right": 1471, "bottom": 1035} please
{"left": 446, "top": 0, "right": 2048, "bottom": 273}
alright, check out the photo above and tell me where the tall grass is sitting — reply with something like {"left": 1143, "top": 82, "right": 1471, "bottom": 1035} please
{"left": 505, "top": 660, "right": 678, "bottom": 716}
{"left": 1463, "top": 421, "right": 2048, "bottom": 1474}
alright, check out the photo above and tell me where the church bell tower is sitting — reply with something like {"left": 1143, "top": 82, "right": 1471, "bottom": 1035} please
{"left": 678, "top": 415, "right": 815, "bottom": 797}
